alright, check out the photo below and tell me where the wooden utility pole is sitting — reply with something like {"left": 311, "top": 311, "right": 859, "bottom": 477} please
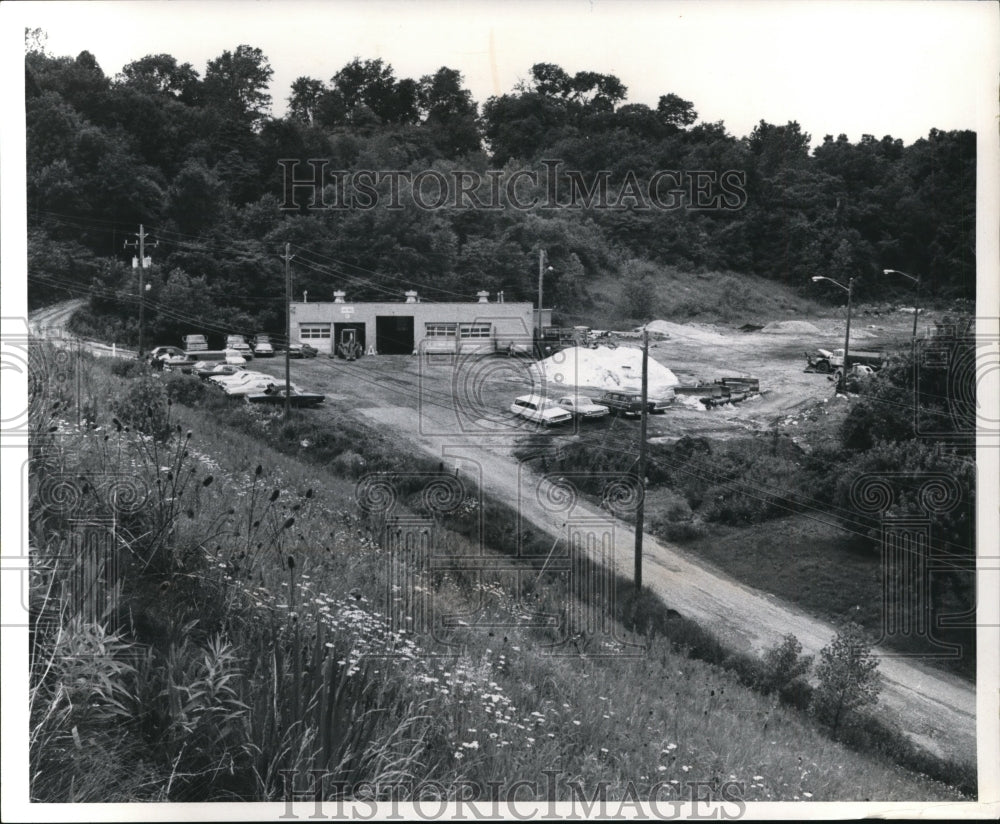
{"left": 634, "top": 328, "right": 649, "bottom": 592}
{"left": 124, "top": 224, "right": 152, "bottom": 359}
{"left": 537, "top": 249, "right": 549, "bottom": 356}
{"left": 284, "top": 242, "right": 293, "bottom": 418}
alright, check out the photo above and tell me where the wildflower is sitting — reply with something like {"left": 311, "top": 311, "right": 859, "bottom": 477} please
{"left": 657, "top": 766, "right": 667, "bottom": 772}
{"left": 572, "top": 720, "right": 581, "bottom": 726}
{"left": 664, "top": 743, "right": 678, "bottom": 752}
{"left": 681, "top": 765, "right": 692, "bottom": 773}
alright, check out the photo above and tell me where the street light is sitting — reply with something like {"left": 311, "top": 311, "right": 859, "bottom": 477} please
{"left": 812, "top": 275, "right": 854, "bottom": 392}
{"left": 883, "top": 268, "right": 921, "bottom": 349}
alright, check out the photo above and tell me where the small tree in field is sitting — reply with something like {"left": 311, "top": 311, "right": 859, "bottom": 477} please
{"left": 811, "top": 623, "right": 882, "bottom": 736}
{"left": 758, "top": 633, "right": 812, "bottom": 698}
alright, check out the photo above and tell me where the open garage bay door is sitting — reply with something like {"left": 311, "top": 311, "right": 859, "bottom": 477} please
{"left": 375, "top": 316, "right": 414, "bottom": 354}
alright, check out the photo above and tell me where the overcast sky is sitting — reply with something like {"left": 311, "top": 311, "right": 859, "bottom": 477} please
{"left": 10, "top": 0, "right": 999, "bottom": 147}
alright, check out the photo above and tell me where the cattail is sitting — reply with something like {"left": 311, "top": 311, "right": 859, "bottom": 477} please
{"left": 185, "top": 509, "right": 194, "bottom": 519}
{"left": 269, "top": 489, "right": 280, "bottom": 502}
{"left": 305, "top": 488, "right": 313, "bottom": 499}
{"left": 186, "top": 430, "right": 192, "bottom": 439}
{"left": 202, "top": 475, "right": 214, "bottom": 487}
{"left": 282, "top": 516, "right": 295, "bottom": 530}
{"left": 287, "top": 555, "right": 295, "bottom": 570}
{"left": 255, "top": 464, "right": 263, "bottom": 477}
{"left": 145, "top": 406, "right": 153, "bottom": 418}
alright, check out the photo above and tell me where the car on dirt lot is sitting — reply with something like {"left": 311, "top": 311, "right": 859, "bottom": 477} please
{"left": 225, "top": 335, "right": 254, "bottom": 360}
{"left": 247, "top": 386, "right": 325, "bottom": 407}
{"left": 509, "top": 395, "right": 573, "bottom": 427}
{"left": 252, "top": 334, "right": 274, "bottom": 357}
{"left": 595, "top": 391, "right": 670, "bottom": 416}
{"left": 554, "top": 395, "right": 610, "bottom": 420}
{"left": 195, "top": 362, "right": 242, "bottom": 379}
{"left": 277, "top": 342, "right": 319, "bottom": 359}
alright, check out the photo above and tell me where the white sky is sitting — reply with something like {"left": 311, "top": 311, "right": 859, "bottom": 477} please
{"left": 10, "top": 0, "right": 1000, "bottom": 146}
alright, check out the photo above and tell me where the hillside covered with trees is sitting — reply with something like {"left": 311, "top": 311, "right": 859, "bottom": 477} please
{"left": 25, "top": 35, "right": 975, "bottom": 345}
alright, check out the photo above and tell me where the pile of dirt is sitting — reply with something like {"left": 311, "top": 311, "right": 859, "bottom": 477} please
{"left": 760, "top": 320, "right": 822, "bottom": 334}
{"left": 638, "top": 320, "right": 730, "bottom": 346}
{"left": 541, "top": 345, "right": 679, "bottom": 396}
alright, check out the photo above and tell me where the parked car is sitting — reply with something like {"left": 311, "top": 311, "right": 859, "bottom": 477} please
{"left": 209, "top": 370, "right": 273, "bottom": 387}
{"left": 224, "top": 348, "right": 247, "bottom": 365}
{"left": 509, "top": 395, "right": 573, "bottom": 427}
{"left": 554, "top": 395, "right": 610, "bottom": 420}
{"left": 252, "top": 334, "right": 274, "bottom": 357}
{"left": 149, "top": 345, "right": 187, "bottom": 361}
{"left": 247, "top": 386, "right": 325, "bottom": 407}
{"left": 182, "top": 334, "right": 208, "bottom": 352}
{"left": 595, "top": 391, "right": 671, "bottom": 416}
{"left": 194, "top": 362, "right": 241, "bottom": 380}
{"left": 282, "top": 342, "right": 319, "bottom": 359}
{"left": 224, "top": 378, "right": 300, "bottom": 397}
{"left": 225, "top": 335, "right": 254, "bottom": 360}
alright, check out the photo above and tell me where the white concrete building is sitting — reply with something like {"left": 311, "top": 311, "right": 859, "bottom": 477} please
{"left": 289, "top": 290, "right": 551, "bottom": 357}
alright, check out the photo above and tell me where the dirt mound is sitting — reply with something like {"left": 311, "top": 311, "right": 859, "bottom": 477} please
{"left": 638, "top": 320, "right": 729, "bottom": 346}
{"left": 541, "top": 346, "right": 678, "bottom": 396}
{"left": 760, "top": 320, "right": 822, "bottom": 334}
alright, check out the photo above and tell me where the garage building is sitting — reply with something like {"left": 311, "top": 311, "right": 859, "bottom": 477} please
{"left": 290, "top": 290, "right": 550, "bottom": 357}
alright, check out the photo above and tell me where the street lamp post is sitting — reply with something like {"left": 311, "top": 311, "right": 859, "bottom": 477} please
{"left": 812, "top": 275, "right": 854, "bottom": 392}
{"left": 883, "top": 268, "right": 921, "bottom": 349}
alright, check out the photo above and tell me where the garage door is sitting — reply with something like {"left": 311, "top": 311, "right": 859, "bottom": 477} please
{"left": 375, "top": 316, "right": 414, "bottom": 354}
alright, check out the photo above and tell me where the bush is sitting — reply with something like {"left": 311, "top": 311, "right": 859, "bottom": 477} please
{"left": 811, "top": 623, "right": 882, "bottom": 736}
{"left": 163, "top": 373, "right": 207, "bottom": 405}
{"left": 758, "top": 634, "right": 813, "bottom": 699}
{"left": 110, "top": 357, "right": 147, "bottom": 379}
{"left": 110, "top": 376, "right": 172, "bottom": 441}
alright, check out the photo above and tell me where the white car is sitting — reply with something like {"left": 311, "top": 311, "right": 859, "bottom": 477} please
{"left": 509, "top": 394, "right": 573, "bottom": 426}
{"left": 209, "top": 370, "right": 273, "bottom": 387}
{"left": 224, "top": 348, "right": 247, "bottom": 365}
{"left": 253, "top": 334, "right": 275, "bottom": 357}
{"left": 224, "top": 378, "right": 300, "bottom": 397}
{"left": 226, "top": 335, "right": 254, "bottom": 359}
{"left": 555, "top": 395, "right": 610, "bottom": 420}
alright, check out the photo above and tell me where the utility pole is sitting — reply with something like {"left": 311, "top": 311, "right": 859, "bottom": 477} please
{"left": 634, "top": 327, "right": 649, "bottom": 593}
{"left": 841, "top": 276, "right": 854, "bottom": 394}
{"left": 124, "top": 224, "right": 154, "bottom": 359}
{"left": 284, "top": 243, "right": 293, "bottom": 418}
{"left": 537, "top": 249, "right": 547, "bottom": 357}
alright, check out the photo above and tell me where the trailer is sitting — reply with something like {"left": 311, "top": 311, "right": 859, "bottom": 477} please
{"left": 804, "top": 348, "right": 886, "bottom": 374}
{"left": 673, "top": 376, "right": 761, "bottom": 408}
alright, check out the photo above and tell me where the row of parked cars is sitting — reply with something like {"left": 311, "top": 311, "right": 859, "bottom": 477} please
{"left": 510, "top": 390, "right": 671, "bottom": 426}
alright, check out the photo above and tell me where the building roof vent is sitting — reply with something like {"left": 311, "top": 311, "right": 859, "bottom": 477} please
{"left": 476, "top": 290, "right": 490, "bottom": 304}
{"left": 404, "top": 290, "right": 419, "bottom": 304}
{"left": 333, "top": 290, "right": 346, "bottom": 303}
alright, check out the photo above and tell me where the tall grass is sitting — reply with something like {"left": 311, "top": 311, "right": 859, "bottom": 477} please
{"left": 26, "top": 347, "right": 970, "bottom": 802}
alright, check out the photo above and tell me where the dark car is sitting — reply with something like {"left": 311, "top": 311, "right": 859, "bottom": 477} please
{"left": 246, "top": 386, "right": 325, "bottom": 407}
{"left": 595, "top": 391, "right": 671, "bottom": 416}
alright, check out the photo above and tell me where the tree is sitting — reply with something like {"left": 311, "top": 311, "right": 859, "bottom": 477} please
{"left": 811, "top": 623, "right": 882, "bottom": 736}
{"left": 118, "top": 54, "right": 200, "bottom": 99}
{"left": 758, "top": 634, "right": 813, "bottom": 698}
{"left": 202, "top": 45, "right": 273, "bottom": 128}
{"left": 657, "top": 93, "right": 698, "bottom": 128}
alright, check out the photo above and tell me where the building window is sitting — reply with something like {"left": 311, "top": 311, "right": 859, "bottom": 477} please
{"left": 299, "top": 323, "right": 331, "bottom": 339}
{"left": 460, "top": 323, "right": 492, "bottom": 339}
{"left": 425, "top": 323, "right": 458, "bottom": 338}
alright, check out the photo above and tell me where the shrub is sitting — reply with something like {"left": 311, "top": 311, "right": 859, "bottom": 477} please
{"left": 811, "top": 622, "right": 882, "bottom": 736}
{"left": 110, "top": 376, "right": 172, "bottom": 441}
{"left": 758, "top": 634, "right": 813, "bottom": 699}
{"left": 109, "top": 357, "right": 147, "bottom": 379}
{"left": 163, "top": 373, "right": 207, "bottom": 405}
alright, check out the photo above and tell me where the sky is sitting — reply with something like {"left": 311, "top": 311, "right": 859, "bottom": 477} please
{"left": 9, "top": 0, "right": 1000, "bottom": 147}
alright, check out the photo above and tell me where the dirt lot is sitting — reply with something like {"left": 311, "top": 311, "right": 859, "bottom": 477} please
{"left": 240, "top": 310, "right": 976, "bottom": 767}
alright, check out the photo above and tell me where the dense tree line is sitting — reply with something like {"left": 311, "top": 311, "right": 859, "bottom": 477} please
{"left": 25, "top": 35, "right": 975, "bottom": 343}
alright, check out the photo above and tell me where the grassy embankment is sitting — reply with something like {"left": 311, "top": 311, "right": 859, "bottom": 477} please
{"left": 27, "top": 347, "right": 973, "bottom": 802}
